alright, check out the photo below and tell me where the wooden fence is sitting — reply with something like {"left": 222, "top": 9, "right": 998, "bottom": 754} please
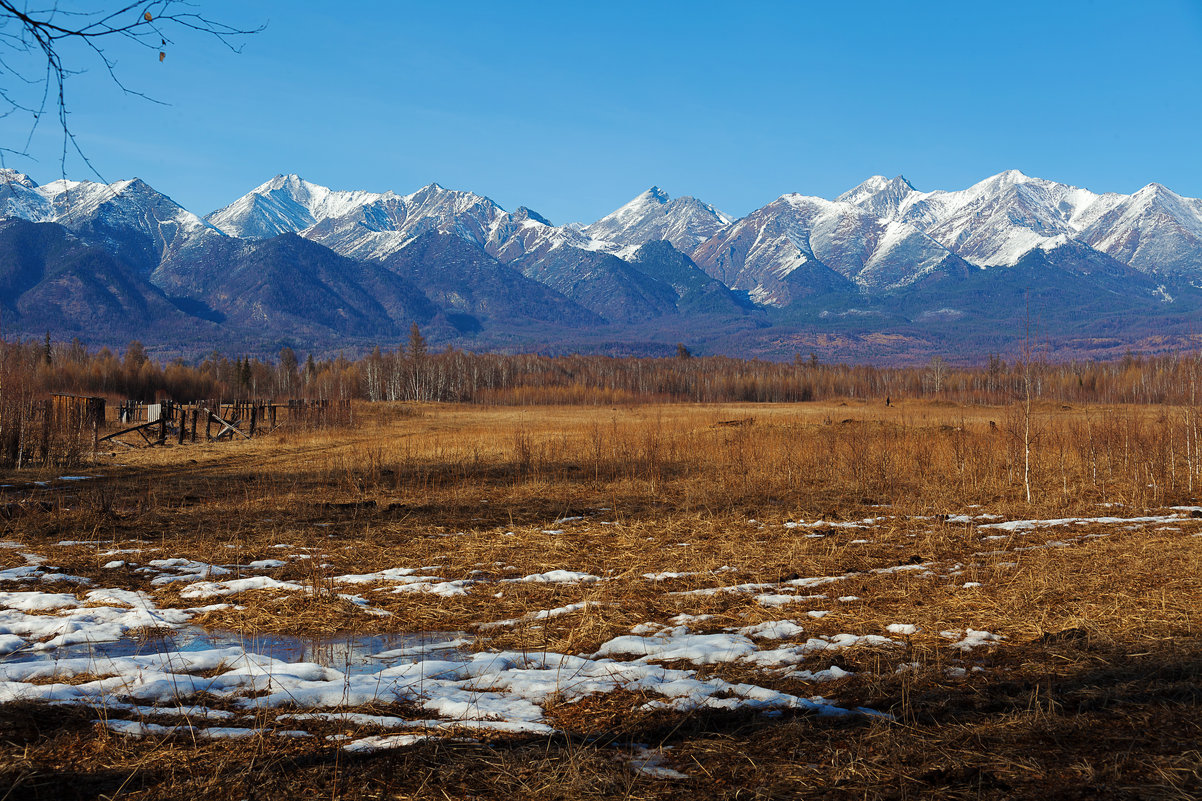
{"left": 0, "top": 397, "right": 351, "bottom": 467}
{"left": 99, "top": 399, "right": 352, "bottom": 448}
{"left": 0, "top": 394, "right": 104, "bottom": 468}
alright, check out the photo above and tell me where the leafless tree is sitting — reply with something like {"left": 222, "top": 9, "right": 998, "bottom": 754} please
{"left": 928, "top": 355, "right": 947, "bottom": 394}
{"left": 0, "top": 1, "right": 261, "bottom": 174}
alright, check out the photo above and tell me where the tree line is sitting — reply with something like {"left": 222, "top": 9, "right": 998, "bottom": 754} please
{"left": 4, "top": 329, "right": 1202, "bottom": 407}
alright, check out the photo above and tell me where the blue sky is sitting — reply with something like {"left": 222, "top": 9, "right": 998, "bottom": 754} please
{"left": 3, "top": 0, "right": 1201, "bottom": 222}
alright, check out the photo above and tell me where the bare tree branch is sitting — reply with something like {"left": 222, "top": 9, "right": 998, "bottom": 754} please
{"left": 0, "top": 1, "right": 262, "bottom": 180}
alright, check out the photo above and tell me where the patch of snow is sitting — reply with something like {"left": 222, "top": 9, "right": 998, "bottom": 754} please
{"left": 737, "top": 621, "right": 806, "bottom": 639}
{"left": 178, "top": 576, "right": 304, "bottom": 599}
{"left": 886, "top": 624, "right": 919, "bottom": 636}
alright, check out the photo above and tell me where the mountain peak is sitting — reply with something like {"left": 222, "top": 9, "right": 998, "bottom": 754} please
{"left": 985, "top": 168, "right": 1033, "bottom": 186}
{"left": 836, "top": 174, "right": 918, "bottom": 217}
{"left": 208, "top": 175, "right": 341, "bottom": 238}
{"left": 277, "top": 173, "right": 306, "bottom": 187}
{"left": 643, "top": 186, "right": 670, "bottom": 204}
{"left": 405, "top": 182, "right": 463, "bottom": 205}
{"left": 404, "top": 183, "right": 502, "bottom": 217}
{"left": 0, "top": 168, "right": 38, "bottom": 189}
{"left": 1136, "top": 181, "right": 1173, "bottom": 198}
{"left": 114, "top": 177, "right": 152, "bottom": 194}
{"left": 246, "top": 173, "right": 328, "bottom": 198}
{"left": 584, "top": 186, "right": 731, "bottom": 251}
{"left": 513, "top": 206, "right": 551, "bottom": 226}
{"left": 842, "top": 174, "right": 913, "bottom": 194}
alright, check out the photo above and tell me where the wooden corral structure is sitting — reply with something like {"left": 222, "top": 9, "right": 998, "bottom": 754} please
{"left": 53, "top": 394, "right": 106, "bottom": 430}
{"left": 0, "top": 396, "right": 350, "bottom": 466}
{"left": 100, "top": 399, "right": 351, "bottom": 448}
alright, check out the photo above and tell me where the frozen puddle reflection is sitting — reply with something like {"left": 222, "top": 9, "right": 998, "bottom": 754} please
{"left": 2, "top": 627, "right": 473, "bottom": 674}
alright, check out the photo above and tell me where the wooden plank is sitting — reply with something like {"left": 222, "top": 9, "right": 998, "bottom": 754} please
{"left": 200, "top": 407, "right": 251, "bottom": 440}
{"left": 97, "top": 419, "right": 162, "bottom": 443}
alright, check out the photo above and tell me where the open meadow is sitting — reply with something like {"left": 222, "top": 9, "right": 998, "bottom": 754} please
{"left": 1, "top": 399, "right": 1200, "bottom": 799}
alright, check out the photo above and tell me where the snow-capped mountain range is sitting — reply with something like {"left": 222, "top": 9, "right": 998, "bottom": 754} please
{"left": 836, "top": 170, "right": 1202, "bottom": 276}
{"left": 0, "top": 169, "right": 219, "bottom": 271}
{"left": 204, "top": 173, "right": 622, "bottom": 264}
{"left": 198, "top": 168, "right": 1202, "bottom": 303}
{"left": 2, "top": 165, "right": 1201, "bottom": 361}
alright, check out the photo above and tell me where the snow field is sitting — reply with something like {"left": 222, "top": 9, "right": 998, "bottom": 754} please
{"left": 3, "top": 507, "right": 1194, "bottom": 750}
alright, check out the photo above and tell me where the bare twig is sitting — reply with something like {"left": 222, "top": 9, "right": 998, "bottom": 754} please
{"left": 0, "top": 1, "right": 263, "bottom": 179}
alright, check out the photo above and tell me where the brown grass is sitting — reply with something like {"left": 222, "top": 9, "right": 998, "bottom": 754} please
{"left": 2, "top": 399, "right": 1201, "bottom": 799}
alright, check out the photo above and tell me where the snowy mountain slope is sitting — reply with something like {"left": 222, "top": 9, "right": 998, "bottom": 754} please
{"left": 1075, "top": 183, "right": 1202, "bottom": 277}
{"left": 834, "top": 175, "right": 917, "bottom": 221}
{"left": 0, "top": 169, "right": 53, "bottom": 221}
{"left": 839, "top": 170, "right": 1202, "bottom": 276}
{"left": 250, "top": 177, "right": 684, "bottom": 321}
{"left": 690, "top": 194, "right": 967, "bottom": 306}
{"left": 300, "top": 183, "right": 512, "bottom": 261}
{"left": 839, "top": 170, "right": 1103, "bottom": 266}
{"left": 206, "top": 175, "right": 688, "bottom": 324}
{"left": 0, "top": 170, "right": 222, "bottom": 272}
{"left": 483, "top": 206, "right": 630, "bottom": 266}
{"left": 204, "top": 174, "right": 389, "bottom": 240}
{"left": 42, "top": 178, "right": 221, "bottom": 270}
{"left": 584, "top": 186, "right": 733, "bottom": 250}
{"left": 209, "top": 175, "right": 509, "bottom": 257}
{"left": 211, "top": 175, "right": 627, "bottom": 268}
{"left": 211, "top": 171, "right": 1201, "bottom": 311}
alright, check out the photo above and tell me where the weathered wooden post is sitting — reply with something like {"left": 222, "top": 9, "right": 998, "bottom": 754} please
{"left": 15, "top": 403, "right": 25, "bottom": 469}
{"left": 40, "top": 400, "right": 51, "bottom": 465}
{"left": 249, "top": 404, "right": 258, "bottom": 437}
{"left": 92, "top": 399, "right": 101, "bottom": 454}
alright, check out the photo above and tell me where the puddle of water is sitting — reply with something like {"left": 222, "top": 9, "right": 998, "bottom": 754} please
{"left": 6, "top": 629, "right": 471, "bottom": 675}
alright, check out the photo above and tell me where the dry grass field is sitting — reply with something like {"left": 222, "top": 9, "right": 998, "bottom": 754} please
{"left": 1, "top": 399, "right": 1200, "bottom": 800}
